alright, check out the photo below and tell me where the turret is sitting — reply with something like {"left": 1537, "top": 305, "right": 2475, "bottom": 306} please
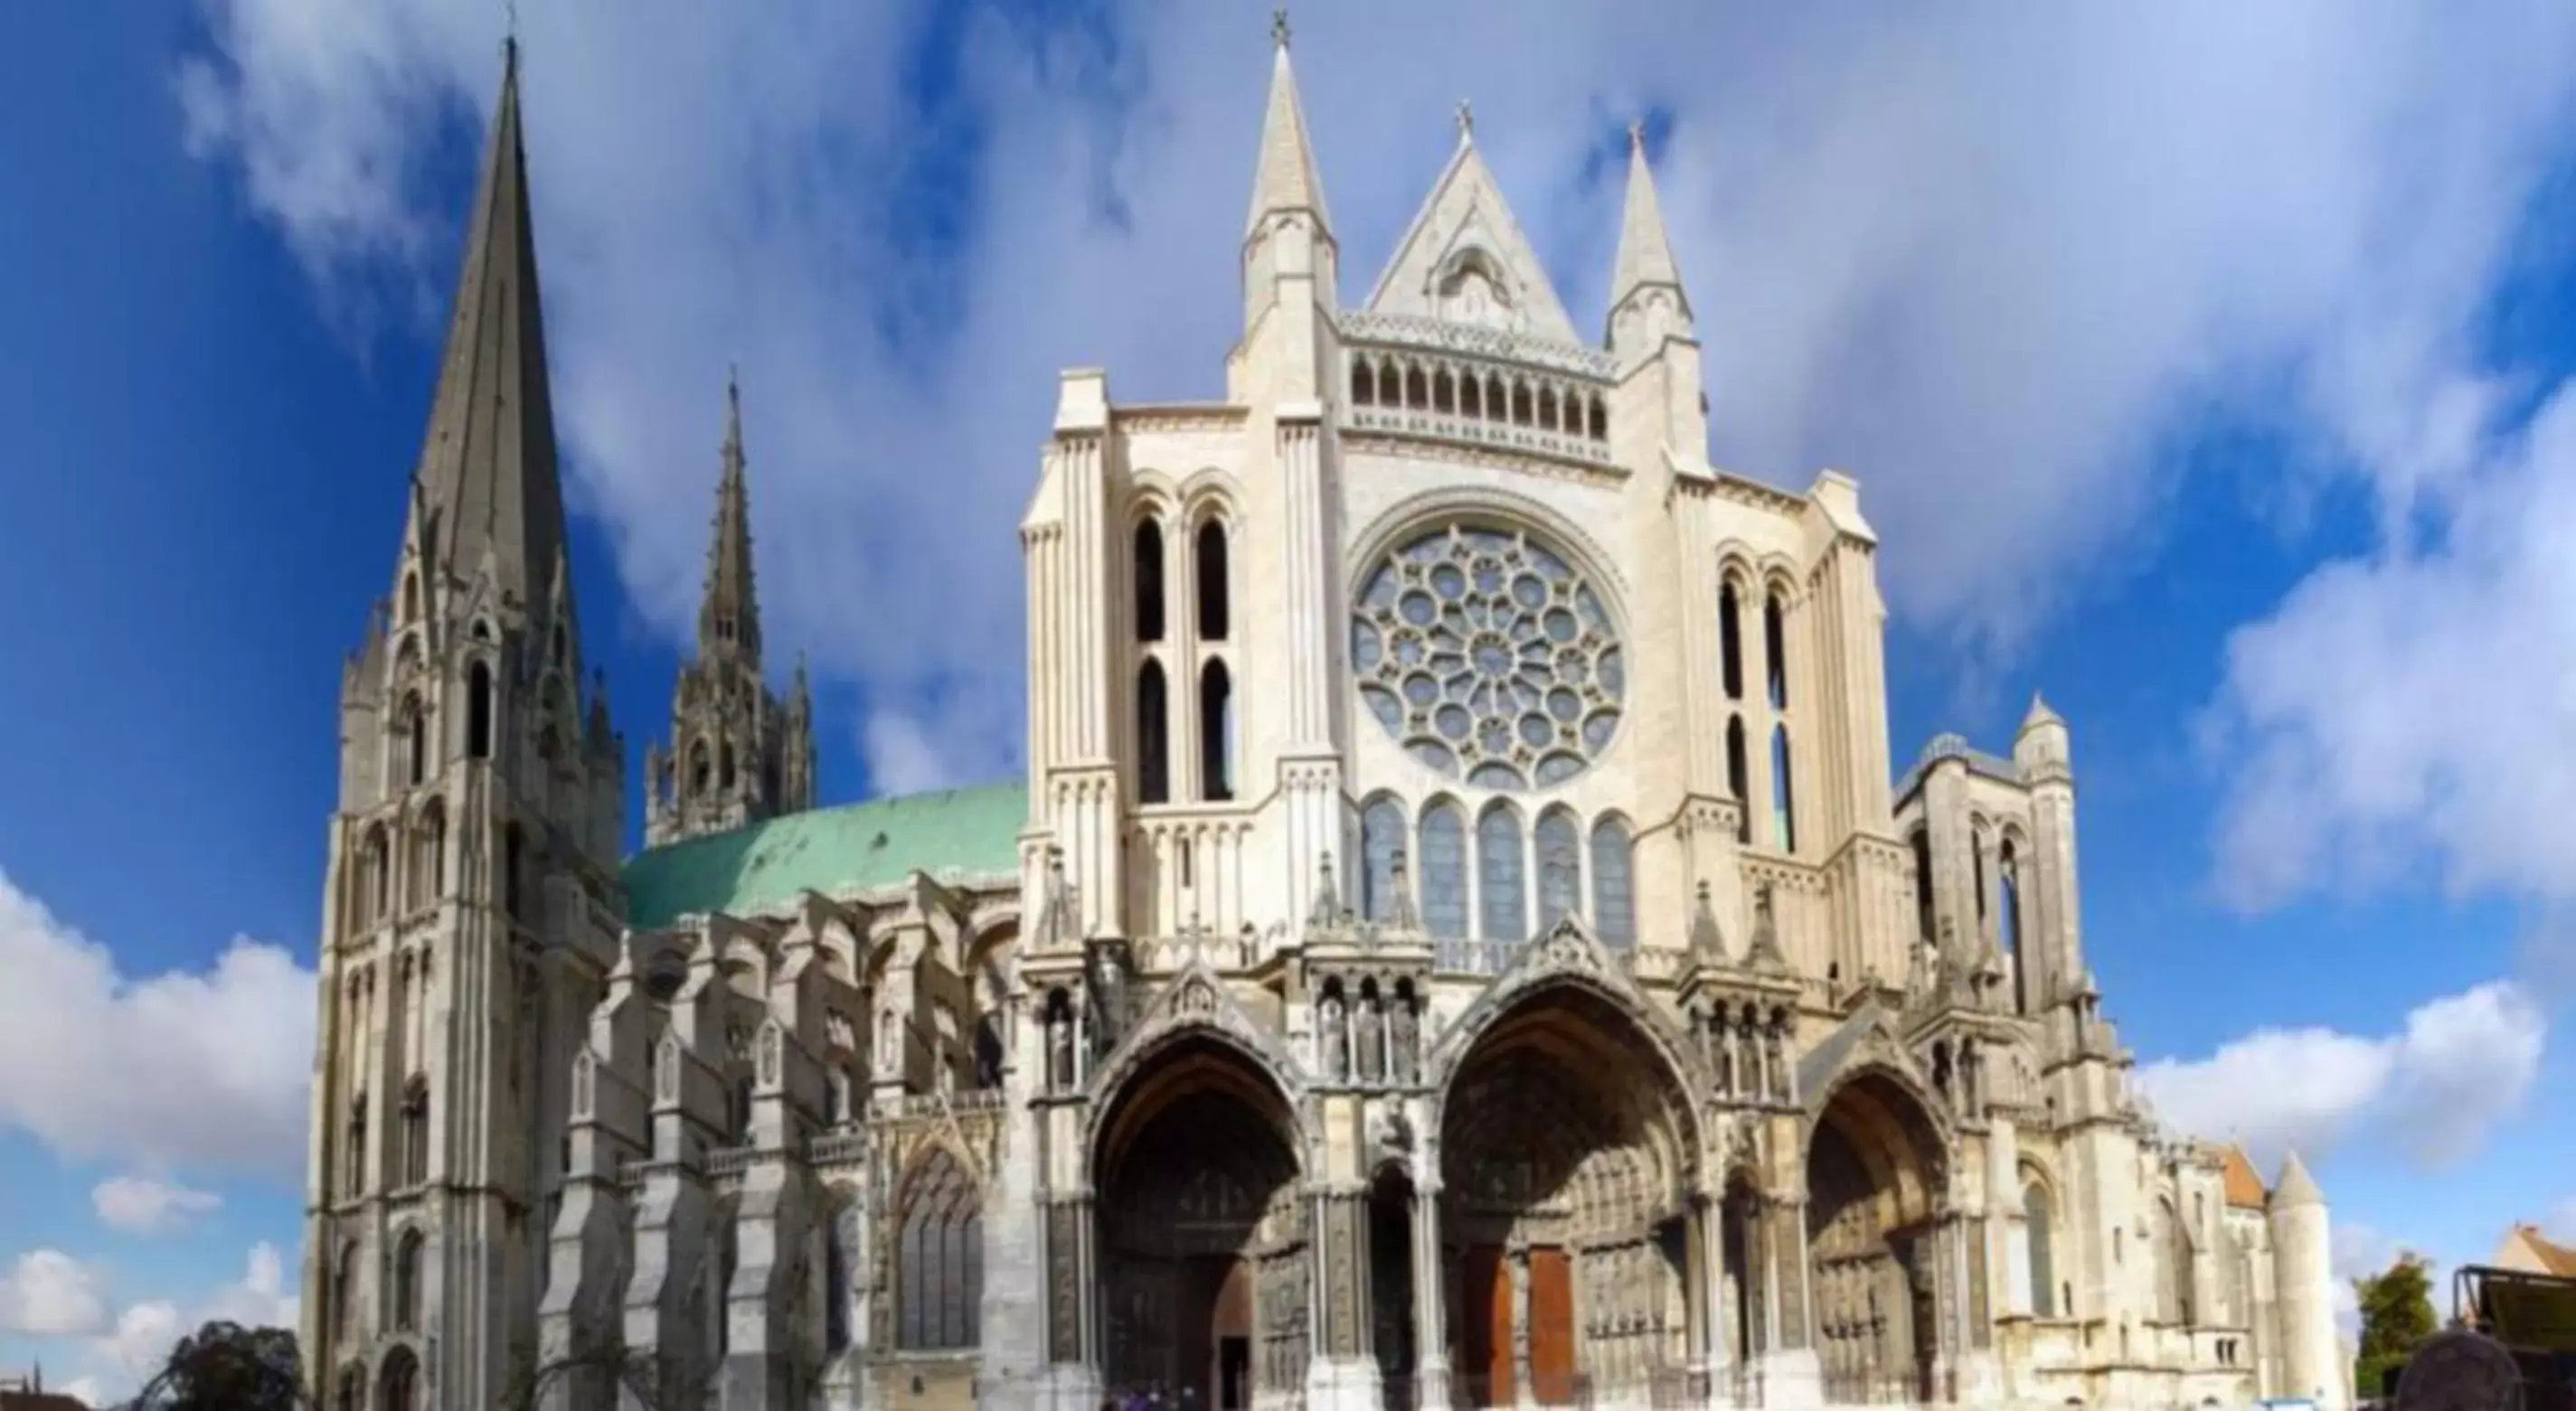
{"left": 2268, "top": 1151, "right": 2341, "bottom": 1409}
{"left": 1236, "top": 13, "right": 1338, "bottom": 400}
{"left": 1603, "top": 123, "right": 1709, "bottom": 469}
{"left": 2015, "top": 692, "right": 2085, "bottom": 1008}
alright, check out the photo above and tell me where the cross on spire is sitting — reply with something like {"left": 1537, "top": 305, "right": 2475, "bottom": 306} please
{"left": 1271, "top": 8, "right": 1289, "bottom": 48}
{"left": 1457, "top": 100, "right": 1475, "bottom": 141}
{"left": 1628, "top": 118, "right": 1646, "bottom": 152}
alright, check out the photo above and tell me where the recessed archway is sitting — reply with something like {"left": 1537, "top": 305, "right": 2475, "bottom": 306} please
{"left": 1807, "top": 1068, "right": 1949, "bottom": 1406}
{"left": 1436, "top": 982, "right": 1699, "bottom": 1406}
{"left": 1094, "top": 1032, "right": 1308, "bottom": 1410}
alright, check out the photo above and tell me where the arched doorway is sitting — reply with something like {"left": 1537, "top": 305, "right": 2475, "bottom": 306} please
{"left": 1807, "top": 1070, "right": 1948, "bottom": 1406}
{"left": 1096, "top": 1033, "right": 1307, "bottom": 1408}
{"left": 1439, "top": 983, "right": 1698, "bottom": 1407}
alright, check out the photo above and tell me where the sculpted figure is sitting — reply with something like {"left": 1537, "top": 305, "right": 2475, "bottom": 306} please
{"left": 1319, "top": 992, "right": 1349, "bottom": 1082}
{"left": 1355, "top": 989, "right": 1385, "bottom": 1082}
{"left": 1390, "top": 997, "right": 1418, "bottom": 1085}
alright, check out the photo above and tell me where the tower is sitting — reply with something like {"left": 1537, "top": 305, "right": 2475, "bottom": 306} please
{"left": 645, "top": 372, "right": 817, "bottom": 845}
{"left": 298, "top": 42, "right": 627, "bottom": 1411}
{"left": 2269, "top": 1151, "right": 2343, "bottom": 1409}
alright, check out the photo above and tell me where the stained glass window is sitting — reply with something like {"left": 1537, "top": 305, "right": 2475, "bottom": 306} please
{"left": 1534, "top": 809, "right": 1581, "bottom": 933}
{"left": 1591, "top": 816, "right": 1636, "bottom": 946}
{"left": 1354, "top": 525, "right": 1624, "bottom": 789}
{"left": 1477, "top": 804, "right": 1526, "bottom": 942}
{"left": 1420, "top": 801, "right": 1468, "bottom": 938}
{"left": 1361, "top": 795, "right": 1408, "bottom": 921}
{"left": 898, "top": 1149, "right": 982, "bottom": 1350}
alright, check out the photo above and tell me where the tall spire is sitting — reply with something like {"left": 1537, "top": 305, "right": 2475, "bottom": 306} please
{"left": 697, "top": 367, "right": 761, "bottom": 663}
{"left": 1607, "top": 121, "right": 1694, "bottom": 342}
{"left": 1244, "top": 13, "right": 1332, "bottom": 241}
{"left": 405, "top": 37, "right": 566, "bottom": 609}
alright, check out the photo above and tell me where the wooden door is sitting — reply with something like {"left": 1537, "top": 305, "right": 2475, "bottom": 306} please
{"left": 1457, "top": 1243, "right": 1512, "bottom": 1406}
{"left": 1528, "top": 1246, "right": 1576, "bottom": 1405}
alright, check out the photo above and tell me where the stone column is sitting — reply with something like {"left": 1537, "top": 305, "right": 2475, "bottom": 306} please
{"left": 1306, "top": 1188, "right": 1379, "bottom": 1409}
{"left": 1411, "top": 1177, "right": 1449, "bottom": 1411}
{"left": 1036, "top": 1195, "right": 1100, "bottom": 1411}
{"left": 1757, "top": 1199, "right": 1824, "bottom": 1408}
{"left": 1695, "top": 1199, "right": 1731, "bottom": 1407}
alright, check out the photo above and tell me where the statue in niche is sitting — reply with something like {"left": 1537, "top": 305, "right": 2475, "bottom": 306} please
{"left": 1960, "top": 1041, "right": 1983, "bottom": 1114}
{"left": 1045, "top": 1005, "right": 1074, "bottom": 1091}
{"left": 1713, "top": 1013, "right": 1736, "bottom": 1096}
{"left": 1085, "top": 942, "right": 1127, "bottom": 1057}
{"left": 1765, "top": 1021, "right": 1788, "bottom": 1101}
{"left": 1319, "top": 991, "right": 1348, "bottom": 1082}
{"left": 1738, "top": 1011, "right": 1762, "bottom": 1098}
{"left": 1355, "top": 989, "right": 1384, "bottom": 1082}
{"left": 1390, "top": 995, "right": 1418, "bottom": 1085}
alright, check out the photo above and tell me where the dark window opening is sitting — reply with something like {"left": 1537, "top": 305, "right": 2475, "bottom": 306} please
{"left": 1771, "top": 724, "right": 1798, "bottom": 853}
{"left": 1134, "top": 520, "right": 1166, "bottom": 643}
{"left": 1200, "top": 659, "right": 1235, "bottom": 802}
{"left": 1137, "top": 661, "right": 1169, "bottom": 804}
{"left": 467, "top": 663, "right": 494, "bottom": 760}
{"left": 1719, "top": 583, "right": 1744, "bottom": 701}
{"left": 1725, "top": 716, "right": 1750, "bottom": 844}
{"left": 1195, "top": 521, "right": 1231, "bottom": 641}
{"left": 1765, "top": 592, "right": 1789, "bottom": 710}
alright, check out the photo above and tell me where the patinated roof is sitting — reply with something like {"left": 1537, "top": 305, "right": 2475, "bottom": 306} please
{"left": 623, "top": 781, "right": 1026, "bottom": 930}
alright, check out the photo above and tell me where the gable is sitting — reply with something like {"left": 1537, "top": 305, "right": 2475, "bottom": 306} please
{"left": 1363, "top": 141, "right": 1581, "bottom": 348}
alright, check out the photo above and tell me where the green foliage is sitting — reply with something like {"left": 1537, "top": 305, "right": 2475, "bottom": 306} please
{"left": 128, "top": 1320, "right": 307, "bottom": 1410}
{"left": 2354, "top": 1252, "right": 2439, "bottom": 1398}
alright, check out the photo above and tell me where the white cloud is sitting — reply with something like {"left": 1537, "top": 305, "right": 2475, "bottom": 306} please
{"left": 91, "top": 1176, "right": 224, "bottom": 1237}
{"left": 2135, "top": 979, "right": 2544, "bottom": 1172}
{"left": 88, "top": 1242, "right": 298, "bottom": 1401}
{"left": 57, "top": 1376, "right": 104, "bottom": 1408}
{"left": 0, "top": 1250, "right": 110, "bottom": 1338}
{"left": 2547, "top": 1195, "right": 2576, "bottom": 1243}
{"left": 0, "top": 870, "right": 315, "bottom": 1181}
{"left": 173, "top": 0, "right": 2576, "bottom": 789}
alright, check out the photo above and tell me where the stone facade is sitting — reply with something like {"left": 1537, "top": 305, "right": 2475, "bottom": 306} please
{"left": 300, "top": 29, "right": 2345, "bottom": 1411}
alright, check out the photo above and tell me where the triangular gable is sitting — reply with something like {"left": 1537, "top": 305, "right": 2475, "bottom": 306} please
{"left": 1424, "top": 915, "right": 1703, "bottom": 1091}
{"left": 1363, "top": 140, "right": 1581, "bottom": 347}
{"left": 1091, "top": 959, "right": 1307, "bottom": 1099}
{"left": 1797, "top": 999, "right": 1924, "bottom": 1120}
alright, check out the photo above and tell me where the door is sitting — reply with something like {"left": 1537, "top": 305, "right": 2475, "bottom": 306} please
{"left": 1458, "top": 1243, "right": 1512, "bottom": 1406}
{"left": 1528, "top": 1246, "right": 1577, "bottom": 1405}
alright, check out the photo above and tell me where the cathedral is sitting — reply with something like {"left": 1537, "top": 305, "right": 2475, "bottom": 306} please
{"left": 296, "top": 28, "right": 2351, "bottom": 1411}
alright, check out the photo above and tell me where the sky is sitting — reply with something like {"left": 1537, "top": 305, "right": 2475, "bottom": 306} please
{"left": 3, "top": 0, "right": 2575, "bottom": 1400}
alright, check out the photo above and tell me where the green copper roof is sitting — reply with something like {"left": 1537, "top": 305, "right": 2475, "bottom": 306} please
{"left": 623, "top": 782, "right": 1027, "bottom": 931}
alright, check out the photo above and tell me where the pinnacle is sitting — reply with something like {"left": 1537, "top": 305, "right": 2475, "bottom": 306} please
{"left": 2272, "top": 1149, "right": 2324, "bottom": 1209}
{"left": 2020, "top": 691, "right": 2066, "bottom": 733}
{"left": 1244, "top": 24, "right": 1331, "bottom": 240}
{"left": 696, "top": 372, "right": 761, "bottom": 663}
{"left": 1609, "top": 120, "right": 1687, "bottom": 314}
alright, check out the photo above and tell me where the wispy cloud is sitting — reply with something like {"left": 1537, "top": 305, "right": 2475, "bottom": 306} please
{"left": 90, "top": 1176, "right": 224, "bottom": 1237}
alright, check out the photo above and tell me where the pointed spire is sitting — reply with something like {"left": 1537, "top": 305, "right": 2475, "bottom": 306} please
{"left": 1607, "top": 119, "right": 1694, "bottom": 342}
{"left": 2021, "top": 691, "right": 2065, "bottom": 733}
{"left": 1245, "top": 14, "right": 1332, "bottom": 240}
{"left": 1688, "top": 880, "right": 1730, "bottom": 963}
{"left": 1746, "top": 883, "right": 1788, "bottom": 971}
{"left": 404, "top": 37, "right": 567, "bottom": 611}
{"left": 697, "top": 368, "right": 761, "bottom": 663}
{"left": 2271, "top": 1150, "right": 2324, "bottom": 1209}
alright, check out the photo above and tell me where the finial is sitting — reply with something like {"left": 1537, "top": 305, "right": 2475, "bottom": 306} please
{"left": 1271, "top": 8, "right": 1290, "bottom": 49}
{"left": 1628, "top": 119, "right": 1646, "bottom": 154}
{"left": 1456, "top": 100, "right": 1475, "bottom": 143}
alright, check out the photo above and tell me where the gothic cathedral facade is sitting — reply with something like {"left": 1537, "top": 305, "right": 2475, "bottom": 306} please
{"left": 298, "top": 32, "right": 2347, "bottom": 1411}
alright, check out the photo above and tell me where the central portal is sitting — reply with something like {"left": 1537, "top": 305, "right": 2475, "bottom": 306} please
{"left": 1098, "top": 1036, "right": 1308, "bottom": 1406}
{"left": 1439, "top": 983, "right": 1697, "bottom": 1407}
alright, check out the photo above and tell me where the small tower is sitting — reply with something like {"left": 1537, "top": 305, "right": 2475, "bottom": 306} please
{"left": 2014, "top": 692, "right": 2084, "bottom": 1008}
{"left": 1603, "top": 121, "right": 1708, "bottom": 458}
{"left": 645, "top": 372, "right": 818, "bottom": 844}
{"left": 2269, "top": 1150, "right": 2342, "bottom": 1408}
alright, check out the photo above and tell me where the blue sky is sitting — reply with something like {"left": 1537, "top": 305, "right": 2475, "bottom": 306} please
{"left": 4, "top": 1, "right": 2575, "bottom": 1400}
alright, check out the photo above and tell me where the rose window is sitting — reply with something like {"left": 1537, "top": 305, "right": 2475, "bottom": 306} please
{"left": 1353, "top": 524, "right": 1624, "bottom": 789}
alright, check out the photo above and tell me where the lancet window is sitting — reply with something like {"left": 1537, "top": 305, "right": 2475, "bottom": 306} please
{"left": 1361, "top": 794, "right": 1409, "bottom": 921}
{"left": 896, "top": 1149, "right": 982, "bottom": 1350}
{"left": 1590, "top": 816, "right": 1635, "bottom": 946}
{"left": 1477, "top": 803, "right": 1527, "bottom": 942}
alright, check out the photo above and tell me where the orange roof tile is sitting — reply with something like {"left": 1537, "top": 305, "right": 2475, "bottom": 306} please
{"left": 2515, "top": 1225, "right": 2576, "bottom": 1277}
{"left": 2222, "top": 1145, "right": 2269, "bottom": 1210}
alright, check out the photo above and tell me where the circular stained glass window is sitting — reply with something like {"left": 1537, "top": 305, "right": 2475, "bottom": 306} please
{"left": 1353, "top": 524, "right": 1624, "bottom": 790}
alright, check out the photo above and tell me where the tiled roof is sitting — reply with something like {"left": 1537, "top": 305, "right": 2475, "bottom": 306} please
{"left": 622, "top": 782, "right": 1026, "bottom": 931}
{"left": 2222, "top": 1144, "right": 2269, "bottom": 1209}
{"left": 2513, "top": 1224, "right": 2576, "bottom": 1277}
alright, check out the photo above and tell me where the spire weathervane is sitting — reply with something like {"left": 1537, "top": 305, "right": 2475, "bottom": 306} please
{"left": 1271, "top": 8, "right": 1289, "bottom": 48}
{"left": 1628, "top": 118, "right": 1646, "bottom": 153}
{"left": 1456, "top": 100, "right": 1474, "bottom": 142}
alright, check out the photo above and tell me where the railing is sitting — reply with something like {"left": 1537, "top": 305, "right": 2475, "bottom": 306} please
{"left": 896, "top": 1087, "right": 1004, "bottom": 1119}
{"left": 1340, "top": 310, "right": 1618, "bottom": 380}
{"left": 703, "top": 1143, "right": 756, "bottom": 1178}
{"left": 807, "top": 1128, "right": 867, "bottom": 1166}
{"left": 1132, "top": 932, "right": 1263, "bottom": 974}
{"left": 1436, "top": 938, "right": 1524, "bottom": 976}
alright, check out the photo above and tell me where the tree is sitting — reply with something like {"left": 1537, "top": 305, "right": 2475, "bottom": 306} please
{"left": 2354, "top": 1252, "right": 2439, "bottom": 1398}
{"left": 125, "top": 1319, "right": 312, "bottom": 1410}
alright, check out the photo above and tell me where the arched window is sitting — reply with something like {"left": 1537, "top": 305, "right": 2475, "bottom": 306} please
{"left": 1534, "top": 809, "right": 1581, "bottom": 933}
{"left": 1720, "top": 581, "right": 1744, "bottom": 701}
{"left": 467, "top": 662, "right": 494, "bottom": 760}
{"left": 826, "top": 1204, "right": 855, "bottom": 1352}
{"left": 719, "top": 741, "right": 737, "bottom": 791}
{"left": 1134, "top": 520, "right": 1166, "bottom": 644}
{"left": 344, "top": 1097, "right": 367, "bottom": 1199}
{"left": 1911, "top": 828, "right": 1936, "bottom": 943}
{"left": 402, "top": 692, "right": 427, "bottom": 787}
{"left": 1764, "top": 590, "right": 1789, "bottom": 710}
{"left": 359, "top": 826, "right": 391, "bottom": 929}
{"left": 688, "top": 739, "right": 711, "bottom": 798}
{"left": 1195, "top": 521, "right": 1231, "bottom": 641}
{"left": 2025, "top": 1184, "right": 2056, "bottom": 1317}
{"left": 1725, "top": 716, "right": 1750, "bottom": 844}
{"left": 336, "top": 1365, "right": 363, "bottom": 1411}
{"left": 731, "top": 1075, "right": 755, "bottom": 1143}
{"left": 380, "top": 1347, "right": 419, "bottom": 1411}
{"left": 401, "top": 572, "right": 419, "bottom": 624}
{"left": 2000, "top": 839, "right": 2027, "bottom": 1011}
{"left": 334, "top": 1241, "right": 359, "bottom": 1339}
{"left": 1433, "top": 367, "right": 1455, "bottom": 414}
{"left": 393, "top": 1228, "right": 424, "bottom": 1330}
{"left": 1461, "top": 373, "right": 1484, "bottom": 419}
{"left": 1771, "top": 724, "right": 1797, "bottom": 853}
{"left": 1590, "top": 817, "right": 1636, "bottom": 947}
{"left": 1360, "top": 795, "right": 1409, "bottom": 921}
{"left": 400, "top": 1076, "right": 429, "bottom": 1187}
{"left": 1351, "top": 360, "right": 1376, "bottom": 406}
{"left": 1419, "top": 801, "right": 1467, "bottom": 939}
{"left": 1199, "top": 659, "right": 1234, "bottom": 802}
{"left": 1477, "top": 805, "right": 1526, "bottom": 943}
{"left": 1136, "top": 661, "right": 1169, "bottom": 804}
{"left": 413, "top": 803, "right": 445, "bottom": 910}
{"left": 897, "top": 1149, "right": 983, "bottom": 1350}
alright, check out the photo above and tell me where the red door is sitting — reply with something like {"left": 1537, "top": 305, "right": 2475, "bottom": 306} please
{"left": 1528, "top": 1246, "right": 1576, "bottom": 1405}
{"left": 1457, "top": 1244, "right": 1512, "bottom": 1406}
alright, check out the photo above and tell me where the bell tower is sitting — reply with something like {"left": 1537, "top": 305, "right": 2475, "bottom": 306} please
{"left": 299, "top": 41, "right": 627, "bottom": 1410}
